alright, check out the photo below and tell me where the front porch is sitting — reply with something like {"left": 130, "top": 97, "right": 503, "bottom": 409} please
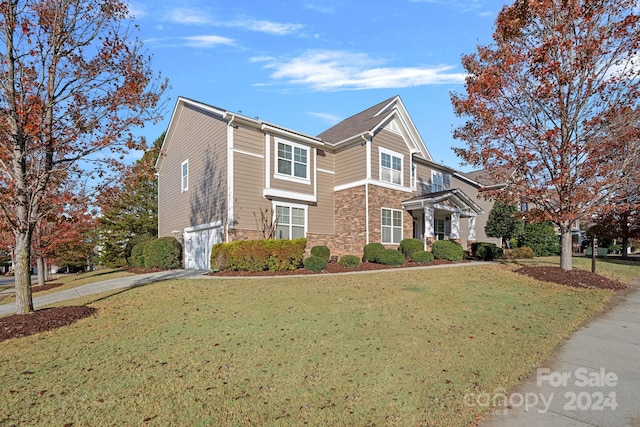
{"left": 402, "top": 189, "right": 484, "bottom": 250}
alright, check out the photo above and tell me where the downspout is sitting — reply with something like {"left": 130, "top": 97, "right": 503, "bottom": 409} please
{"left": 226, "top": 114, "right": 235, "bottom": 243}
{"left": 363, "top": 133, "right": 371, "bottom": 244}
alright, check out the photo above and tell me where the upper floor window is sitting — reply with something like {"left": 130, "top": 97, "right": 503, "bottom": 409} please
{"left": 431, "top": 170, "right": 443, "bottom": 192}
{"left": 380, "top": 148, "right": 403, "bottom": 186}
{"left": 181, "top": 160, "right": 189, "bottom": 192}
{"left": 275, "top": 203, "right": 306, "bottom": 239}
{"left": 381, "top": 208, "right": 402, "bottom": 244}
{"left": 276, "top": 139, "right": 309, "bottom": 182}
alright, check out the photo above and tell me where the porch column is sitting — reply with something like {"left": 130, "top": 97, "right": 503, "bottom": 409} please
{"left": 424, "top": 206, "right": 435, "bottom": 247}
{"left": 468, "top": 216, "right": 477, "bottom": 242}
{"left": 450, "top": 212, "right": 460, "bottom": 240}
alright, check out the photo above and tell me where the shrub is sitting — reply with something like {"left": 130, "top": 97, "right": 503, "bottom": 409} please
{"left": 310, "top": 245, "right": 331, "bottom": 262}
{"left": 410, "top": 250, "right": 434, "bottom": 263}
{"left": 363, "top": 243, "right": 385, "bottom": 262}
{"left": 431, "top": 240, "right": 464, "bottom": 262}
{"left": 504, "top": 246, "right": 535, "bottom": 259}
{"left": 126, "top": 235, "right": 155, "bottom": 268}
{"left": 376, "top": 249, "right": 406, "bottom": 266}
{"left": 399, "top": 238, "right": 424, "bottom": 258}
{"left": 338, "top": 255, "right": 361, "bottom": 269}
{"left": 471, "top": 242, "right": 504, "bottom": 261}
{"left": 142, "top": 237, "right": 182, "bottom": 269}
{"left": 304, "top": 255, "right": 327, "bottom": 272}
{"left": 209, "top": 238, "right": 306, "bottom": 272}
{"left": 521, "top": 222, "right": 560, "bottom": 256}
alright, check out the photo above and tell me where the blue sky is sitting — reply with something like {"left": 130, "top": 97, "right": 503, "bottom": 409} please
{"left": 129, "top": 0, "right": 506, "bottom": 171}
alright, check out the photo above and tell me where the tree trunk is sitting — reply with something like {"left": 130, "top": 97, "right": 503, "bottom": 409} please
{"left": 36, "top": 256, "right": 46, "bottom": 286}
{"left": 14, "top": 233, "right": 34, "bottom": 314}
{"left": 621, "top": 237, "right": 629, "bottom": 259}
{"left": 560, "top": 225, "right": 573, "bottom": 271}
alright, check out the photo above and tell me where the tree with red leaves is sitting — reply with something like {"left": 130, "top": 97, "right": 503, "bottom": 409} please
{"left": 0, "top": 0, "right": 167, "bottom": 314}
{"left": 452, "top": 0, "right": 640, "bottom": 271}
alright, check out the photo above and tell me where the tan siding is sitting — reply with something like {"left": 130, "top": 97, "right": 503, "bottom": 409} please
{"left": 413, "top": 162, "right": 433, "bottom": 195}
{"left": 372, "top": 129, "right": 412, "bottom": 187}
{"left": 335, "top": 143, "right": 366, "bottom": 186}
{"left": 309, "top": 168, "right": 334, "bottom": 234}
{"left": 234, "top": 123, "right": 264, "bottom": 154}
{"left": 232, "top": 150, "right": 269, "bottom": 232}
{"left": 158, "top": 104, "right": 228, "bottom": 238}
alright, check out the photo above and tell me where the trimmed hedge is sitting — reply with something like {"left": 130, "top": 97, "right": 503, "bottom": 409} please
{"left": 142, "top": 237, "right": 182, "bottom": 269}
{"left": 304, "top": 255, "right": 327, "bottom": 272}
{"left": 399, "top": 238, "right": 424, "bottom": 258}
{"left": 471, "top": 242, "right": 504, "bottom": 261}
{"left": 210, "top": 238, "right": 306, "bottom": 272}
{"left": 431, "top": 240, "right": 464, "bottom": 262}
{"left": 504, "top": 246, "right": 536, "bottom": 259}
{"left": 310, "top": 245, "right": 331, "bottom": 262}
{"left": 363, "top": 243, "right": 385, "bottom": 262}
{"left": 338, "top": 255, "right": 361, "bottom": 269}
{"left": 376, "top": 249, "right": 406, "bottom": 266}
{"left": 126, "top": 235, "right": 155, "bottom": 268}
{"left": 410, "top": 250, "right": 434, "bottom": 263}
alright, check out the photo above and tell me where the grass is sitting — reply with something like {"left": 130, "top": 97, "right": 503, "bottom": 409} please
{"left": 0, "top": 264, "right": 622, "bottom": 426}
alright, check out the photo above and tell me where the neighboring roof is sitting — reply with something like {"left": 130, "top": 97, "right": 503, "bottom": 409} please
{"left": 457, "top": 168, "right": 507, "bottom": 188}
{"left": 317, "top": 96, "right": 398, "bottom": 143}
{"left": 402, "top": 188, "right": 484, "bottom": 216}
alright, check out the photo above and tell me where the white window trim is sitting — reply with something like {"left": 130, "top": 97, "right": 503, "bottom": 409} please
{"left": 181, "top": 159, "right": 189, "bottom": 193}
{"left": 272, "top": 201, "right": 308, "bottom": 239}
{"left": 410, "top": 161, "right": 416, "bottom": 189}
{"left": 274, "top": 137, "right": 311, "bottom": 185}
{"left": 378, "top": 147, "right": 403, "bottom": 187}
{"left": 431, "top": 170, "right": 443, "bottom": 193}
{"left": 381, "top": 207, "right": 403, "bottom": 245}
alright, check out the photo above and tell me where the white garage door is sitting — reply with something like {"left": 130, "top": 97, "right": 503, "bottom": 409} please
{"left": 183, "top": 222, "right": 222, "bottom": 270}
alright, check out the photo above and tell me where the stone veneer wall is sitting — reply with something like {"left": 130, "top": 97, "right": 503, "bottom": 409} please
{"left": 333, "top": 185, "right": 368, "bottom": 255}
{"left": 367, "top": 184, "right": 413, "bottom": 246}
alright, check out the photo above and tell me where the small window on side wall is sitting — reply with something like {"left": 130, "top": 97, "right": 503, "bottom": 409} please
{"left": 181, "top": 160, "right": 188, "bottom": 193}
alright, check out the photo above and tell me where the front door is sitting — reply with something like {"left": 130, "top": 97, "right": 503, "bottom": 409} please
{"left": 413, "top": 214, "right": 423, "bottom": 240}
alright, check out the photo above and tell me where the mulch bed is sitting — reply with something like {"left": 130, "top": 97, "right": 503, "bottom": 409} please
{"left": 0, "top": 263, "right": 628, "bottom": 342}
{"left": 0, "top": 306, "right": 97, "bottom": 342}
{"left": 515, "top": 266, "right": 627, "bottom": 291}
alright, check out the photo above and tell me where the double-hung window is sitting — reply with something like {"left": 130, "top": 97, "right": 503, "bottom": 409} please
{"left": 380, "top": 148, "right": 403, "bottom": 186}
{"left": 431, "top": 170, "right": 443, "bottom": 192}
{"left": 276, "top": 139, "right": 309, "bottom": 181}
{"left": 275, "top": 204, "right": 306, "bottom": 239}
{"left": 181, "top": 160, "right": 189, "bottom": 193}
{"left": 381, "top": 208, "right": 402, "bottom": 244}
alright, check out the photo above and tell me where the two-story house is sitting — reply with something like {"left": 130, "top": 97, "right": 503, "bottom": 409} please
{"left": 156, "top": 96, "right": 500, "bottom": 269}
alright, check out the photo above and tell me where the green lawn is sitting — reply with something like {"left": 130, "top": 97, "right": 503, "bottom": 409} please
{"left": 0, "top": 264, "right": 626, "bottom": 426}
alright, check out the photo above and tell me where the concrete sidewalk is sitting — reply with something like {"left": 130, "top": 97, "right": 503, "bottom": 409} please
{"left": 0, "top": 269, "right": 208, "bottom": 316}
{"left": 477, "top": 280, "right": 640, "bottom": 427}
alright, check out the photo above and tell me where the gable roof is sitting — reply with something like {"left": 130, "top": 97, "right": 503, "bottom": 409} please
{"left": 317, "top": 96, "right": 397, "bottom": 143}
{"left": 317, "top": 96, "right": 432, "bottom": 160}
{"left": 402, "top": 188, "right": 484, "bottom": 216}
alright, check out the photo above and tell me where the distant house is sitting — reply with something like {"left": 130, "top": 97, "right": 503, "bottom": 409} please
{"left": 156, "top": 96, "right": 500, "bottom": 269}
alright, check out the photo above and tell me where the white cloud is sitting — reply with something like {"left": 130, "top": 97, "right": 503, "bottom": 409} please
{"left": 182, "top": 35, "right": 236, "bottom": 48}
{"left": 224, "top": 19, "right": 303, "bottom": 36}
{"left": 307, "top": 111, "right": 343, "bottom": 125}
{"left": 259, "top": 50, "right": 466, "bottom": 91}
{"left": 167, "top": 7, "right": 212, "bottom": 25}
{"left": 162, "top": 7, "right": 302, "bottom": 36}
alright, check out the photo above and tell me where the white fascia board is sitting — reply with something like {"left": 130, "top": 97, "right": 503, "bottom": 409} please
{"left": 261, "top": 124, "right": 324, "bottom": 147}
{"left": 263, "top": 188, "right": 317, "bottom": 203}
